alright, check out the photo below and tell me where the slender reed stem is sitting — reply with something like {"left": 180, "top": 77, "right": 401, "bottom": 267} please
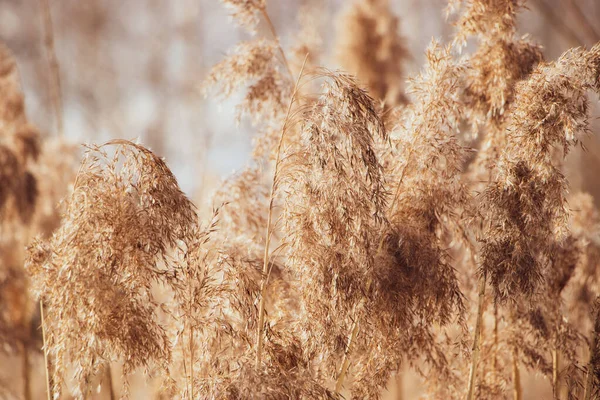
{"left": 335, "top": 317, "right": 360, "bottom": 393}
{"left": 466, "top": 271, "right": 486, "bottom": 400}
{"left": 40, "top": 300, "right": 51, "bottom": 400}
{"left": 583, "top": 305, "right": 600, "bottom": 400}
{"left": 255, "top": 58, "right": 307, "bottom": 368}
{"left": 179, "top": 327, "right": 189, "bottom": 398}
{"left": 260, "top": 9, "right": 293, "bottom": 78}
{"left": 552, "top": 348, "right": 560, "bottom": 399}
{"left": 105, "top": 365, "right": 116, "bottom": 400}
{"left": 189, "top": 285, "right": 195, "bottom": 399}
{"left": 512, "top": 346, "right": 522, "bottom": 400}
{"left": 493, "top": 301, "right": 498, "bottom": 375}
{"left": 38, "top": 0, "right": 64, "bottom": 136}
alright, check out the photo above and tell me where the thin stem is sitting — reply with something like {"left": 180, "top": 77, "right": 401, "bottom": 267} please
{"left": 552, "top": 348, "right": 560, "bottom": 399}
{"left": 512, "top": 346, "right": 522, "bottom": 400}
{"left": 466, "top": 271, "right": 486, "bottom": 400}
{"left": 382, "top": 150, "right": 413, "bottom": 248}
{"left": 189, "top": 286, "right": 195, "bottom": 399}
{"left": 583, "top": 305, "right": 600, "bottom": 400}
{"left": 105, "top": 365, "right": 116, "bottom": 400}
{"left": 493, "top": 301, "right": 498, "bottom": 375}
{"left": 260, "top": 9, "right": 293, "bottom": 78}
{"left": 40, "top": 300, "right": 52, "bottom": 400}
{"left": 255, "top": 58, "right": 307, "bottom": 368}
{"left": 38, "top": 0, "right": 64, "bottom": 136}
{"left": 335, "top": 317, "right": 360, "bottom": 393}
{"left": 180, "top": 326, "right": 189, "bottom": 398}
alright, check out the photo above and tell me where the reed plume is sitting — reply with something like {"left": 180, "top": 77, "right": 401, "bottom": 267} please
{"left": 481, "top": 43, "right": 600, "bottom": 302}
{"left": 335, "top": 0, "right": 409, "bottom": 109}
{"left": 26, "top": 140, "right": 198, "bottom": 398}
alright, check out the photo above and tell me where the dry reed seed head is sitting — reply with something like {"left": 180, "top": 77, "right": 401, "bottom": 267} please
{"left": 388, "top": 42, "right": 467, "bottom": 227}
{"left": 509, "top": 279, "right": 585, "bottom": 385}
{"left": 171, "top": 223, "right": 333, "bottom": 399}
{"left": 0, "top": 42, "right": 44, "bottom": 362}
{"left": 222, "top": 0, "right": 266, "bottom": 32}
{"left": 508, "top": 237, "right": 585, "bottom": 377}
{"left": 0, "top": 43, "right": 16, "bottom": 76}
{"left": 203, "top": 39, "right": 292, "bottom": 126}
{"left": 283, "top": 71, "right": 387, "bottom": 369}
{"left": 465, "top": 38, "right": 543, "bottom": 127}
{"left": 508, "top": 45, "right": 600, "bottom": 162}
{"left": 464, "top": 39, "right": 543, "bottom": 188}
{"left": 192, "top": 313, "right": 337, "bottom": 399}
{"left": 457, "top": 0, "right": 543, "bottom": 185}
{"left": 213, "top": 166, "right": 269, "bottom": 245}
{"left": 25, "top": 140, "right": 199, "bottom": 398}
{"left": 335, "top": 0, "right": 409, "bottom": 108}
{"left": 0, "top": 146, "right": 40, "bottom": 225}
{"left": 381, "top": 43, "right": 467, "bottom": 317}
{"left": 481, "top": 43, "right": 600, "bottom": 302}
{"left": 344, "top": 42, "right": 468, "bottom": 398}
{"left": 450, "top": 0, "right": 525, "bottom": 46}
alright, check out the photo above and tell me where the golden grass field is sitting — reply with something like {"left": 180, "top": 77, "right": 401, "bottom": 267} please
{"left": 2, "top": 0, "right": 600, "bottom": 399}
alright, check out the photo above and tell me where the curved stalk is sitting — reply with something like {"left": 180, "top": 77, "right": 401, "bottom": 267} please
{"left": 513, "top": 347, "right": 522, "bottom": 400}
{"left": 40, "top": 300, "right": 51, "bottom": 400}
{"left": 466, "top": 272, "right": 486, "bottom": 400}
{"left": 38, "top": 0, "right": 64, "bottom": 136}
{"left": 335, "top": 317, "right": 360, "bottom": 392}
{"left": 260, "top": 10, "right": 293, "bottom": 78}
{"left": 255, "top": 58, "right": 307, "bottom": 368}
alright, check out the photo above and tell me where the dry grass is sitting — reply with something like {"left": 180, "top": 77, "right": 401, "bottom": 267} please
{"left": 1, "top": 0, "right": 600, "bottom": 399}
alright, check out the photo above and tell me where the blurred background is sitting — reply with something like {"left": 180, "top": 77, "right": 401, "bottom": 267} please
{"left": 1, "top": 0, "right": 600, "bottom": 203}
{"left": 1, "top": 1, "right": 600, "bottom": 399}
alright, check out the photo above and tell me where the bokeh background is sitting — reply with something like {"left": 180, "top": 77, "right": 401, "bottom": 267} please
{"left": 2, "top": 0, "right": 600, "bottom": 398}
{"left": 1, "top": 0, "right": 600, "bottom": 202}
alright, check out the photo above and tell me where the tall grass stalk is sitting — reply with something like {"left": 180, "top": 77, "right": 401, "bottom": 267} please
{"left": 40, "top": 300, "right": 51, "bottom": 400}
{"left": 466, "top": 272, "right": 486, "bottom": 400}
{"left": 513, "top": 347, "right": 522, "bottom": 400}
{"left": 255, "top": 57, "right": 307, "bottom": 368}
{"left": 38, "top": 0, "right": 64, "bottom": 137}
